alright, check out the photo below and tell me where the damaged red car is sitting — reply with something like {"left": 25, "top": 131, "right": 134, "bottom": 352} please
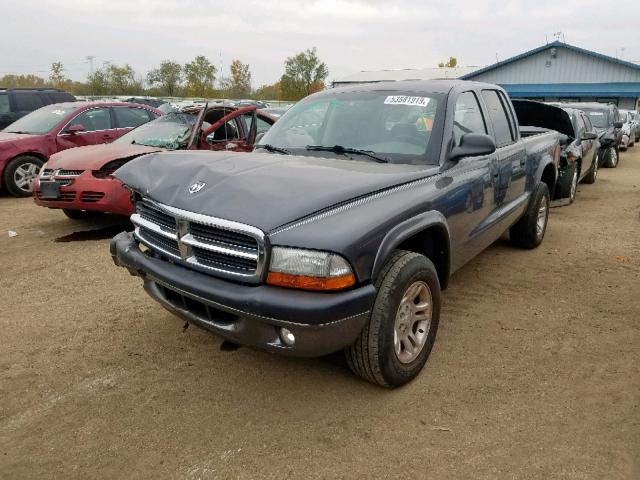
{"left": 33, "top": 104, "right": 275, "bottom": 219}
{"left": 0, "top": 102, "right": 162, "bottom": 197}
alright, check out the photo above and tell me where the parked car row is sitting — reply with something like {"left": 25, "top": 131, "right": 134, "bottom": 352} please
{"left": 0, "top": 101, "right": 162, "bottom": 196}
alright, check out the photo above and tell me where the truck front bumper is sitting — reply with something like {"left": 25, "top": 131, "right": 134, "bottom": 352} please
{"left": 110, "top": 231, "right": 375, "bottom": 357}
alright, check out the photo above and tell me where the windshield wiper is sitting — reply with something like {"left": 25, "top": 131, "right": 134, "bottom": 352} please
{"left": 254, "top": 144, "right": 291, "bottom": 155}
{"left": 305, "top": 145, "right": 389, "bottom": 163}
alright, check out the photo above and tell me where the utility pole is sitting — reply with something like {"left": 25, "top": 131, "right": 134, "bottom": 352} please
{"left": 86, "top": 55, "right": 95, "bottom": 95}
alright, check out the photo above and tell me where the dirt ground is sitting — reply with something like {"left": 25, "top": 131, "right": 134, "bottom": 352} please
{"left": 1, "top": 151, "right": 639, "bottom": 480}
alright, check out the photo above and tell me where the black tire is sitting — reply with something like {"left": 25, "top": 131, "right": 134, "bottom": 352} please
{"left": 509, "top": 182, "right": 550, "bottom": 249}
{"left": 2, "top": 155, "right": 43, "bottom": 197}
{"left": 581, "top": 154, "right": 598, "bottom": 185}
{"left": 603, "top": 147, "right": 618, "bottom": 168}
{"left": 554, "top": 162, "right": 578, "bottom": 203}
{"left": 62, "top": 209, "right": 102, "bottom": 220}
{"left": 345, "top": 250, "right": 441, "bottom": 388}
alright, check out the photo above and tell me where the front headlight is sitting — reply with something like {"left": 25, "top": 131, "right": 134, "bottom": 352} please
{"left": 266, "top": 247, "right": 356, "bottom": 291}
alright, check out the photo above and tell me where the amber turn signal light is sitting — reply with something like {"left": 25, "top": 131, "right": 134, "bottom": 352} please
{"left": 266, "top": 271, "right": 356, "bottom": 291}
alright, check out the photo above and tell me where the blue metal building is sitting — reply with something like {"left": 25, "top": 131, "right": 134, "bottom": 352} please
{"left": 461, "top": 41, "right": 640, "bottom": 110}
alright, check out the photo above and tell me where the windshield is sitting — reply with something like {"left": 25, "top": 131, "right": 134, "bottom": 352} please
{"left": 581, "top": 108, "right": 610, "bottom": 128}
{"left": 114, "top": 112, "right": 197, "bottom": 149}
{"left": 4, "top": 104, "right": 77, "bottom": 134}
{"left": 259, "top": 90, "right": 443, "bottom": 164}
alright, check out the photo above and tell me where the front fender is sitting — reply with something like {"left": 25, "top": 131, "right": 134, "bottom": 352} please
{"left": 371, "top": 210, "right": 451, "bottom": 288}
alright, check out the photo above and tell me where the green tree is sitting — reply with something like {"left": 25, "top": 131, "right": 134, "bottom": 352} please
{"left": 184, "top": 55, "right": 216, "bottom": 97}
{"left": 0, "top": 74, "right": 47, "bottom": 88}
{"left": 279, "top": 47, "right": 328, "bottom": 100}
{"left": 229, "top": 59, "right": 252, "bottom": 97}
{"left": 147, "top": 60, "right": 183, "bottom": 96}
{"left": 253, "top": 82, "right": 281, "bottom": 100}
{"left": 107, "top": 63, "right": 138, "bottom": 94}
{"left": 438, "top": 57, "right": 458, "bottom": 68}
{"left": 49, "top": 62, "right": 66, "bottom": 87}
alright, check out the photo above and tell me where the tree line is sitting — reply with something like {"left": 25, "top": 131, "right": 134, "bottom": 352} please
{"left": 1, "top": 48, "right": 329, "bottom": 101}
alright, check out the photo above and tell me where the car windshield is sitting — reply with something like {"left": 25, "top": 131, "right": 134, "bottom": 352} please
{"left": 4, "top": 104, "right": 77, "bottom": 134}
{"left": 258, "top": 90, "right": 443, "bottom": 164}
{"left": 114, "top": 112, "right": 197, "bottom": 149}
{"left": 581, "top": 108, "right": 610, "bottom": 128}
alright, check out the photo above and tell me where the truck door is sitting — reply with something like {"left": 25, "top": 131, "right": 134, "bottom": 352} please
{"left": 444, "top": 91, "right": 498, "bottom": 269}
{"left": 480, "top": 90, "right": 527, "bottom": 206}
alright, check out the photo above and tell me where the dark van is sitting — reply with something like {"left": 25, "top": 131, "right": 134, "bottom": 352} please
{"left": 0, "top": 88, "right": 76, "bottom": 129}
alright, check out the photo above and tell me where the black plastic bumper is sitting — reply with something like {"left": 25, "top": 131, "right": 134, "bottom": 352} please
{"left": 110, "top": 231, "right": 375, "bottom": 357}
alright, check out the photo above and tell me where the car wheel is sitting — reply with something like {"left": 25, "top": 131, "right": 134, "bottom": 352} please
{"left": 510, "top": 182, "right": 550, "bottom": 249}
{"left": 582, "top": 154, "right": 598, "bottom": 185}
{"left": 2, "top": 155, "right": 43, "bottom": 197}
{"left": 555, "top": 162, "right": 579, "bottom": 203}
{"left": 345, "top": 250, "right": 441, "bottom": 387}
{"left": 62, "top": 209, "right": 102, "bottom": 220}
{"left": 603, "top": 147, "right": 618, "bottom": 168}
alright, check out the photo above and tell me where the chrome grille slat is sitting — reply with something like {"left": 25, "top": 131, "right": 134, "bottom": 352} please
{"left": 131, "top": 199, "right": 266, "bottom": 283}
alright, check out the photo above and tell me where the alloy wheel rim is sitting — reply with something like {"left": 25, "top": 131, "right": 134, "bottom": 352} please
{"left": 536, "top": 196, "right": 548, "bottom": 240}
{"left": 14, "top": 163, "right": 40, "bottom": 192}
{"left": 570, "top": 169, "right": 578, "bottom": 201}
{"left": 394, "top": 280, "right": 432, "bottom": 364}
{"left": 611, "top": 148, "right": 617, "bottom": 166}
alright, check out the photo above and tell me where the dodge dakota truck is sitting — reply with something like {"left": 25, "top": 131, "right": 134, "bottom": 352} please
{"left": 111, "top": 80, "right": 560, "bottom": 387}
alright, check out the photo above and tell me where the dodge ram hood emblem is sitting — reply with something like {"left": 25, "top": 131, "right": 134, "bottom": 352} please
{"left": 188, "top": 181, "right": 206, "bottom": 194}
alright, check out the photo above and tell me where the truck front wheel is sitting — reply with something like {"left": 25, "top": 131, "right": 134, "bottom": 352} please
{"left": 345, "top": 250, "right": 441, "bottom": 387}
{"left": 509, "top": 182, "right": 550, "bottom": 249}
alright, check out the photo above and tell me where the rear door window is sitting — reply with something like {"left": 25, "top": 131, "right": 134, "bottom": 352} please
{"left": 453, "top": 91, "right": 486, "bottom": 145}
{"left": 481, "top": 90, "right": 514, "bottom": 147}
{"left": 0, "top": 93, "right": 9, "bottom": 113}
{"left": 13, "top": 91, "right": 45, "bottom": 112}
{"left": 114, "top": 107, "right": 152, "bottom": 128}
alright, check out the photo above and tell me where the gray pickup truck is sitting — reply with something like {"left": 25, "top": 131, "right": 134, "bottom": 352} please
{"left": 111, "top": 80, "right": 560, "bottom": 387}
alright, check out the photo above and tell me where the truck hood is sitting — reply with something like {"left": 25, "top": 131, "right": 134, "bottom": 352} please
{"left": 114, "top": 150, "right": 440, "bottom": 233}
{"left": 47, "top": 143, "right": 164, "bottom": 170}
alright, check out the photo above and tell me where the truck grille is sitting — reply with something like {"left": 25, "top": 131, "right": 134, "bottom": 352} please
{"left": 131, "top": 199, "right": 266, "bottom": 283}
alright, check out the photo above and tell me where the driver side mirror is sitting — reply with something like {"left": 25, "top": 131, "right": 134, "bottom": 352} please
{"left": 66, "top": 124, "right": 85, "bottom": 135}
{"left": 614, "top": 121, "right": 623, "bottom": 129}
{"left": 581, "top": 132, "right": 598, "bottom": 141}
{"left": 448, "top": 133, "right": 496, "bottom": 161}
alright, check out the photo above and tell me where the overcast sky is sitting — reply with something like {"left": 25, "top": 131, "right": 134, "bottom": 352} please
{"left": 2, "top": 0, "right": 639, "bottom": 87}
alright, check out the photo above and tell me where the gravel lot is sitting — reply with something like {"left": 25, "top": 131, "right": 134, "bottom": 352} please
{"left": 1, "top": 150, "right": 639, "bottom": 479}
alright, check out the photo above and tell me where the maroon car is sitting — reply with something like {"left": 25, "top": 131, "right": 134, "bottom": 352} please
{"left": 0, "top": 102, "right": 162, "bottom": 196}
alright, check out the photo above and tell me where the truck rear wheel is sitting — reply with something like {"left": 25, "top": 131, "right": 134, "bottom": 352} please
{"left": 509, "top": 182, "right": 550, "bottom": 249}
{"left": 345, "top": 250, "right": 441, "bottom": 387}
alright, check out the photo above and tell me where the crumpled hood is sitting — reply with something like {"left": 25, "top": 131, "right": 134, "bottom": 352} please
{"left": 47, "top": 143, "right": 163, "bottom": 170}
{"left": 114, "top": 150, "right": 440, "bottom": 232}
